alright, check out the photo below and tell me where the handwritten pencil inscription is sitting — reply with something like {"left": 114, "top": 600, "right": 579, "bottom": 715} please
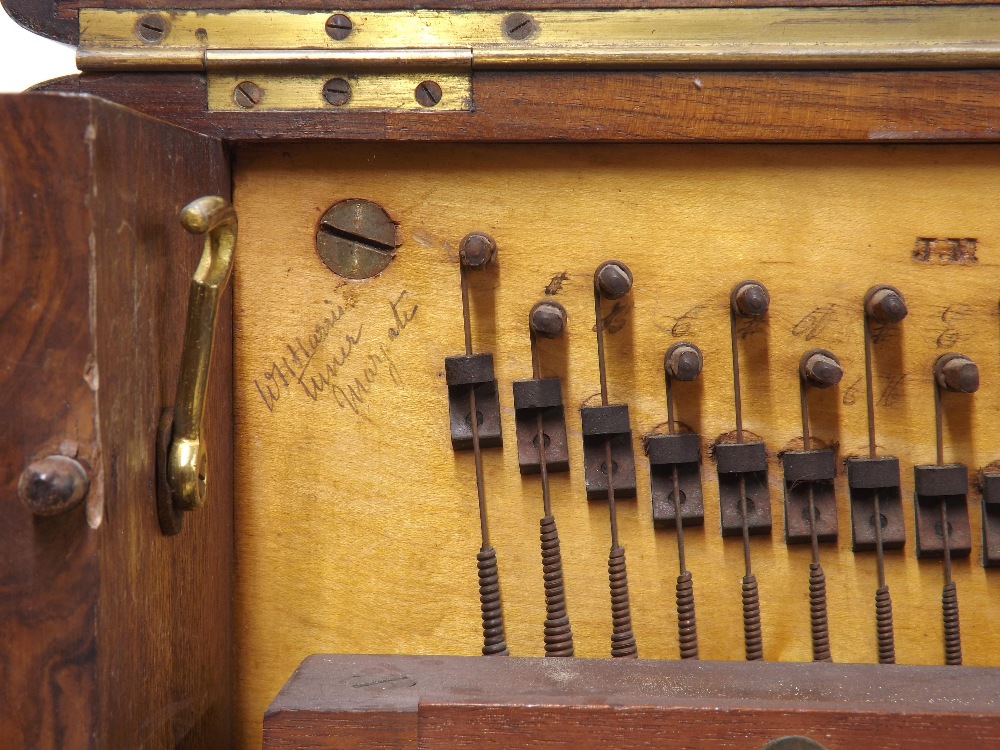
{"left": 254, "top": 290, "right": 418, "bottom": 415}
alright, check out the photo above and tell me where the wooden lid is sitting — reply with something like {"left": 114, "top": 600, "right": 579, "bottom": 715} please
{"left": 4, "top": 0, "right": 993, "bottom": 46}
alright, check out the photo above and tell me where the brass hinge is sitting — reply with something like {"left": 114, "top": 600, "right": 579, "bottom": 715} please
{"left": 77, "top": 8, "right": 1000, "bottom": 112}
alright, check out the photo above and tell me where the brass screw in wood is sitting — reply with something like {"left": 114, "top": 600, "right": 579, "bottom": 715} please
{"left": 233, "top": 81, "right": 263, "bottom": 109}
{"left": 502, "top": 12, "right": 537, "bottom": 40}
{"left": 316, "top": 198, "right": 400, "bottom": 280}
{"left": 323, "top": 78, "right": 352, "bottom": 107}
{"left": 415, "top": 80, "right": 443, "bottom": 108}
{"left": 135, "top": 14, "right": 169, "bottom": 43}
{"left": 325, "top": 13, "right": 353, "bottom": 40}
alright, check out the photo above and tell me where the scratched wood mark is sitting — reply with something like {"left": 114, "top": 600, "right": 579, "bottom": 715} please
{"left": 233, "top": 143, "right": 1000, "bottom": 749}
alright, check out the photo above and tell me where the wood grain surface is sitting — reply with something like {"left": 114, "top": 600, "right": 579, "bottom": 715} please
{"left": 0, "top": 93, "right": 101, "bottom": 750}
{"left": 235, "top": 141, "right": 1000, "bottom": 748}
{"left": 0, "top": 92, "right": 233, "bottom": 749}
{"left": 263, "top": 654, "right": 1000, "bottom": 748}
{"left": 38, "top": 70, "right": 1000, "bottom": 143}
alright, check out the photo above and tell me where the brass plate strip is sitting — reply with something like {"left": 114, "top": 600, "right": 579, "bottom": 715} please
{"left": 208, "top": 69, "right": 472, "bottom": 112}
{"left": 79, "top": 7, "right": 1000, "bottom": 71}
{"left": 77, "top": 7, "right": 1000, "bottom": 111}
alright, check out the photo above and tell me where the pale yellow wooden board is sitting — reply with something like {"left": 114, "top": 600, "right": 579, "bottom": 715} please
{"left": 233, "top": 143, "right": 1000, "bottom": 748}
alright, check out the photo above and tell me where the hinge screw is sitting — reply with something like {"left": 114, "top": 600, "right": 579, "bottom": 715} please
{"left": 325, "top": 13, "right": 353, "bottom": 41}
{"left": 502, "top": 12, "right": 537, "bottom": 40}
{"left": 135, "top": 13, "right": 169, "bottom": 43}
{"left": 233, "top": 81, "right": 263, "bottom": 109}
{"left": 323, "top": 78, "right": 352, "bottom": 107}
{"left": 415, "top": 80, "right": 443, "bottom": 108}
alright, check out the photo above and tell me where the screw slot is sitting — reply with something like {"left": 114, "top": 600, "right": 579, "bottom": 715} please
{"left": 316, "top": 198, "right": 400, "bottom": 280}
{"left": 233, "top": 81, "right": 263, "bottom": 109}
{"left": 415, "top": 80, "right": 443, "bottom": 108}
{"left": 323, "top": 78, "right": 352, "bottom": 107}
{"left": 135, "top": 13, "right": 169, "bottom": 43}
{"left": 502, "top": 12, "right": 537, "bottom": 40}
{"left": 325, "top": 13, "right": 353, "bottom": 40}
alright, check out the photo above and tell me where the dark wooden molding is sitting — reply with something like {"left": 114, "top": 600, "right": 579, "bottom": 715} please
{"left": 0, "top": 92, "right": 233, "bottom": 749}
{"left": 0, "top": 0, "right": 75, "bottom": 43}
{"left": 37, "top": 70, "right": 1000, "bottom": 144}
{"left": 265, "top": 654, "right": 1000, "bottom": 748}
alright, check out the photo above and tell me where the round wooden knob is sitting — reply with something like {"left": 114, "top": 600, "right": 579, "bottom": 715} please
{"left": 18, "top": 455, "right": 89, "bottom": 517}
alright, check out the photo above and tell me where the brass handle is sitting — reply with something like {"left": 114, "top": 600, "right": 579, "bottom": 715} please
{"left": 166, "top": 196, "right": 236, "bottom": 512}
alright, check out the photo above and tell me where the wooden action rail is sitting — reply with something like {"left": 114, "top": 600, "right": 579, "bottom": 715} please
{"left": 263, "top": 653, "right": 1000, "bottom": 749}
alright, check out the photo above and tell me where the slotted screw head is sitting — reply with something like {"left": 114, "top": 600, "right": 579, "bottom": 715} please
{"left": 415, "top": 80, "right": 443, "bottom": 108}
{"left": 800, "top": 349, "right": 844, "bottom": 388}
{"left": 502, "top": 12, "right": 537, "bottom": 40}
{"left": 325, "top": 13, "right": 353, "bottom": 40}
{"left": 529, "top": 301, "right": 567, "bottom": 339}
{"left": 233, "top": 81, "right": 263, "bottom": 109}
{"left": 323, "top": 78, "right": 352, "bottom": 107}
{"left": 135, "top": 14, "right": 169, "bottom": 43}
{"left": 731, "top": 280, "right": 770, "bottom": 318}
{"left": 316, "top": 198, "right": 399, "bottom": 279}
{"left": 936, "top": 353, "right": 979, "bottom": 393}
{"left": 666, "top": 342, "right": 703, "bottom": 382}
{"left": 865, "top": 285, "right": 908, "bottom": 323}
{"left": 459, "top": 233, "right": 497, "bottom": 269}
{"left": 595, "top": 260, "right": 633, "bottom": 300}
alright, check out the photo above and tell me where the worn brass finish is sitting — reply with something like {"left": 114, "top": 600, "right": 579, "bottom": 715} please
{"left": 209, "top": 69, "right": 471, "bottom": 112}
{"left": 167, "top": 196, "right": 236, "bottom": 512}
{"left": 77, "top": 8, "right": 1000, "bottom": 111}
{"left": 79, "top": 7, "right": 1000, "bottom": 71}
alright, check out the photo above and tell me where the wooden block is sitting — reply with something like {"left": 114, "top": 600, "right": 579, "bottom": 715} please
{"left": 265, "top": 654, "right": 1000, "bottom": 749}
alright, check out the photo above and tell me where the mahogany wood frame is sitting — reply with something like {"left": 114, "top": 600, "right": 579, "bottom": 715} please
{"left": 38, "top": 70, "right": 1000, "bottom": 144}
